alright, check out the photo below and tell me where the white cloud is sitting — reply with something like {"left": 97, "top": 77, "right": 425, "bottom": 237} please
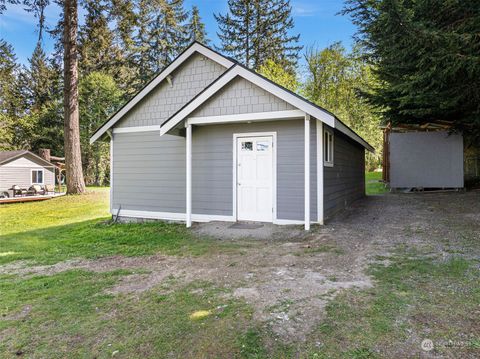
{"left": 291, "top": 1, "right": 320, "bottom": 17}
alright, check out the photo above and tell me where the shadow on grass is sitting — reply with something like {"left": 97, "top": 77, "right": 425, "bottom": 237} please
{"left": 0, "top": 218, "right": 241, "bottom": 266}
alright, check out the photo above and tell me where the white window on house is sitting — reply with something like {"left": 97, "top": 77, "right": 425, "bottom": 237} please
{"left": 324, "top": 129, "right": 334, "bottom": 167}
{"left": 31, "top": 169, "right": 44, "bottom": 184}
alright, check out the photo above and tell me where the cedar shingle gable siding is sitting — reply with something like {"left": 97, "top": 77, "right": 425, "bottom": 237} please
{"left": 117, "top": 53, "right": 227, "bottom": 128}
{"left": 191, "top": 77, "right": 295, "bottom": 118}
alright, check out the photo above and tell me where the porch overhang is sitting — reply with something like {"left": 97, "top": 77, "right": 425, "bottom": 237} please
{"left": 188, "top": 109, "right": 305, "bottom": 128}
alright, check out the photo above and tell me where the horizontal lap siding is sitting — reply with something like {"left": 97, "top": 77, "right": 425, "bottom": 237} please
{"left": 193, "top": 120, "right": 316, "bottom": 221}
{"left": 323, "top": 127, "right": 365, "bottom": 220}
{"left": 0, "top": 167, "right": 54, "bottom": 190}
{"left": 112, "top": 120, "right": 318, "bottom": 221}
{"left": 0, "top": 155, "right": 55, "bottom": 191}
{"left": 112, "top": 132, "right": 186, "bottom": 213}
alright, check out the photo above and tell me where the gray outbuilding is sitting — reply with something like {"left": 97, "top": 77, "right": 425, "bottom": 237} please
{"left": 382, "top": 124, "right": 468, "bottom": 190}
{"left": 91, "top": 42, "right": 374, "bottom": 229}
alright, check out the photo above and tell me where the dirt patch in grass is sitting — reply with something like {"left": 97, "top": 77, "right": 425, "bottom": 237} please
{"left": 1, "top": 191, "right": 479, "bottom": 350}
{"left": 0, "top": 232, "right": 373, "bottom": 341}
{"left": 2, "top": 305, "right": 32, "bottom": 321}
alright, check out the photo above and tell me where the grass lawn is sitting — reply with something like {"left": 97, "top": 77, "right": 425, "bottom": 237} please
{"left": 0, "top": 188, "right": 240, "bottom": 265}
{"left": 310, "top": 251, "right": 480, "bottom": 358}
{"left": 0, "top": 188, "right": 257, "bottom": 358}
{"left": 1, "top": 188, "right": 478, "bottom": 358}
{"left": 366, "top": 171, "right": 388, "bottom": 195}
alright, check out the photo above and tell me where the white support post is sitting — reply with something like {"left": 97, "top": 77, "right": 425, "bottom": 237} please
{"left": 186, "top": 123, "right": 192, "bottom": 228}
{"left": 107, "top": 130, "right": 113, "bottom": 214}
{"left": 304, "top": 114, "right": 310, "bottom": 231}
{"left": 317, "top": 121, "right": 324, "bottom": 225}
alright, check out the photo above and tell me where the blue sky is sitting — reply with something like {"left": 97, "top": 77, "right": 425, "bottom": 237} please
{"left": 0, "top": 0, "right": 356, "bottom": 66}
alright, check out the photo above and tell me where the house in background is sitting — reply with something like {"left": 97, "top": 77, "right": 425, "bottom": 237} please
{"left": 0, "top": 150, "right": 56, "bottom": 197}
{"left": 382, "top": 122, "right": 478, "bottom": 190}
{"left": 91, "top": 42, "right": 374, "bottom": 229}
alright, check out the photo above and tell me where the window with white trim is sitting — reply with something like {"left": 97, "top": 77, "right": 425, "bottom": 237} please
{"left": 324, "top": 129, "right": 334, "bottom": 166}
{"left": 31, "top": 169, "right": 44, "bottom": 184}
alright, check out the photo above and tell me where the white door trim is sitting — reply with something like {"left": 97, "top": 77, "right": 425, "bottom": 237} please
{"left": 233, "top": 132, "right": 277, "bottom": 222}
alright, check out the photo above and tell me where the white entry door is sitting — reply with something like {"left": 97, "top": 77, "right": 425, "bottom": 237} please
{"left": 236, "top": 136, "right": 274, "bottom": 222}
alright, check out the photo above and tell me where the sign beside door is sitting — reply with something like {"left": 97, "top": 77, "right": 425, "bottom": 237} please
{"left": 236, "top": 135, "right": 274, "bottom": 222}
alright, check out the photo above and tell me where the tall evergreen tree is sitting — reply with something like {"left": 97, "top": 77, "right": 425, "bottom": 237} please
{"left": 215, "top": 0, "right": 255, "bottom": 68}
{"left": 215, "top": 0, "right": 301, "bottom": 70}
{"left": 21, "top": 43, "right": 64, "bottom": 153}
{"left": 258, "top": 0, "right": 301, "bottom": 70}
{"left": 132, "top": 0, "right": 154, "bottom": 86}
{"left": 78, "top": 0, "right": 120, "bottom": 77}
{"left": 149, "top": 0, "right": 189, "bottom": 70}
{"left": 186, "top": 5, "right": 209, "bottom": 44}
{"left": 343, "top": 0, "right": 480, "bottom": 142}
{"left": 110, "top": 0, "right": 137, "bottom": 52}
{"left": 110, "top": 0, "right": 139, "bottom": 96}
{"left": 26, "top": 44, "right": 55, "bottom": 110}
{"left": 132, "top": 0, "right": 189, "bottom": 86}
{"left": 0, "top": 39, "right": 22, "bottom": 150}
{"left": 63, "top": 0, "right": 86, "bottom": 194}
{"left": 0, "top": 39, "right": 20, "bottom": 118}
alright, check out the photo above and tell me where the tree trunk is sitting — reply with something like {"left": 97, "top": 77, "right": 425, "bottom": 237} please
{"left": 63, "top": 0, "right": 86, "bottom": 194}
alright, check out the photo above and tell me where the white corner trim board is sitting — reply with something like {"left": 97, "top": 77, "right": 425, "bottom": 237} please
{"left": 90, "top": 42, "right": 234, "bottom": 144}
{"left": 109, "top": 132, "right": 114, "bottom": 213}
{"left": 187, "top": 110, "right": 305, "bottom": 126}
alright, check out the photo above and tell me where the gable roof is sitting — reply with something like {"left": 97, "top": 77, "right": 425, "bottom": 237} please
{"left": 90, "top": 42, "right": 234, "bottom": 144}
{"left": 160, "top": 62, "right": 374, "bottom": 152}
{"left": 0, "top": 150, "right": 54, "bottom": 167}
{"left": 90, "top": 41, "right": 374, "bottom": 152}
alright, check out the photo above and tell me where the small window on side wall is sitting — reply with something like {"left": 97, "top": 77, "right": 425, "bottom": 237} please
{"left": 32, "top": 169, "right": 44, "bottom": 184}
{"left": 324, "top": 129, "right": 334, "bottom": 167}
